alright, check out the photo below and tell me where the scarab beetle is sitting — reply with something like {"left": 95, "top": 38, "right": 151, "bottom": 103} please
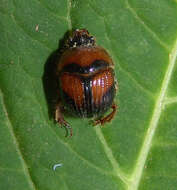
{"left": 55, "top": 29, "right": 117, "bottom": 136}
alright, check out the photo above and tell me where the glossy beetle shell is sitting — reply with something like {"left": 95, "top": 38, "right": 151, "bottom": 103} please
{"left": 58, "top": 46, "right": 116, "bottom": 117}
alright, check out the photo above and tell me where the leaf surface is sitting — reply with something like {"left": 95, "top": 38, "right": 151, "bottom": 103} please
{"left": 0, "top": 0, "right": 177, "bottom": 189}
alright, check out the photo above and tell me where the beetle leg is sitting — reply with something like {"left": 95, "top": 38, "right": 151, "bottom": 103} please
{"left": 93, "top": 103, "right": 117, "bottom": 126}
{"left": 55, "top": 104, "right": 73, "bottom": 137}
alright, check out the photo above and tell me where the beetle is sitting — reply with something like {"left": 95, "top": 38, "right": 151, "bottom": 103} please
{"left": 55, "top": 29, "right": 117, "bottom": 136}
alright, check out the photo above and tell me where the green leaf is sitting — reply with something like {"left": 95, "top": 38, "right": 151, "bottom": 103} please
{"left": 0, "top": 0, "right": 177, "bottom": 189}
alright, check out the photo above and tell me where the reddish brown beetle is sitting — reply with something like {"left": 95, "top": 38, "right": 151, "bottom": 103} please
{"left": 55, "top": 29, "right": 117, "bottom": 136}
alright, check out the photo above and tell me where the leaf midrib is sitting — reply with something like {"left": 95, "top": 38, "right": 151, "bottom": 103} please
{"left": 128, "top": 38, "right": 177, "bottom": 190}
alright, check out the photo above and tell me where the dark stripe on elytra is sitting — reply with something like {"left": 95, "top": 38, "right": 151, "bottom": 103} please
{"left": 61, "top": 81, "right": 115, "bottom": 118}
{"left": 61, "top": 60, "right": 109, "bottom": 74}
{"left": 94, "top": 85, "right": 116, "bottom": 117}
{"left": 83, "top": 77, "right": 92, "bottom": 116}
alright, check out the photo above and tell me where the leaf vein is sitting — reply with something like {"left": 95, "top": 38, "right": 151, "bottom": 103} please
{"left": 126, "top": 0, "right": 170, "bottom": 52}
{"left": 164, "top": 96, "right": 177, "bottom": 106}
{"left": 67, "top": 0, "right": 72, "bottom": 30}
{"left": 128, "top": 37, "right": 177, "bottom": 190}
{"left": 94, "top": 127, "right": 129, "bottom": 185}
{"left": 0, "top": 89, "right": 38, "bottom": 190}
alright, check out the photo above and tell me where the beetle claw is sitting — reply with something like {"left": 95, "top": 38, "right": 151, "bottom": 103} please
{"left": 63, "top": 122, "right": 73, "bottom": 137}
{"left": 93, "top": 104, "right": 117, "bottom": 126}
{"left": 55, "top": 105, "right": 73, "bottom": 137}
